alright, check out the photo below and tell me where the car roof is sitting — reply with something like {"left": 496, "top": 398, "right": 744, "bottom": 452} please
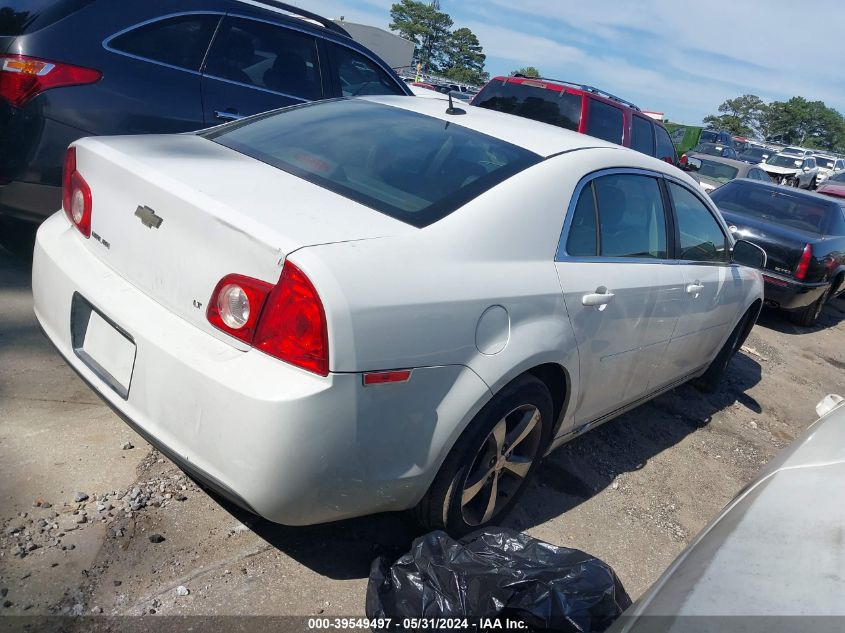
{"left": 485, "top": 75, "right": 642, "bottom": 112}
{"left": 362, "top": 95, "right": 622, "bottom": 157}
{"left": 690, "top": 154, "right": 750, "bottom": 169}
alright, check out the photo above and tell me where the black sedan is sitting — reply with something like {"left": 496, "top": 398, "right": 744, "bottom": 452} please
{"left": 710, "top": 179, "right": 845, "bottom": 326}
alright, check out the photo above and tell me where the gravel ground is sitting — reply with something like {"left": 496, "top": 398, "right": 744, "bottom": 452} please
{"left": 2, "top": 244, "right": 844, "bottom": 620}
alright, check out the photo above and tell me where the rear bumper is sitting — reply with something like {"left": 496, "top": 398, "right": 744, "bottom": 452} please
{"left": 32, "top": 212, "right": 490, "bottom": 525}
{"left": 762, "top": 273, "right": 827, "bottom": 311}
{"left": 0, "top": 108, "right": 90, "bottom": 222}
{"left": 0, "top": 180, "right": 61, "bottom": 222}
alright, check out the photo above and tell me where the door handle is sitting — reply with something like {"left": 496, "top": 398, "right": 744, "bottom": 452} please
{"left": 214, "top": 109, "right": 244, "bottom": 121}
{"left": 582, "top": 290, "right": 615, "bottom": 306}
{"left": 686, "top": 282, "right": 705, "bottom": 295}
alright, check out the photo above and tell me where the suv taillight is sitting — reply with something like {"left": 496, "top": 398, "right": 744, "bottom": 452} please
{"left": 794, "top": 243, "right": 812, "bottom": 280}
{"left": 0, "top": 54, "right": 101, "bottom": 108}
{"left": 208, "top": 262, "right": 329, "bottom": 376}
{"left": 62, "top": 147, "right": 92, "bottom": 238}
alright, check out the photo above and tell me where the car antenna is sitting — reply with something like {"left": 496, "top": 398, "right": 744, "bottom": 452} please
{"left": 446, "top": 93, "right": 466, "bottom": 115}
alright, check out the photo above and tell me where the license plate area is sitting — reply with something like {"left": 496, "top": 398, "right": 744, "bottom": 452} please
{"left": 70, "top": 293, "right": 136, "bottom": 399}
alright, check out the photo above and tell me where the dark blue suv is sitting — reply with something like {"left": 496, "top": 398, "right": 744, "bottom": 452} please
{"left": 0, "top": 0, "right": 411, "bottom": 243}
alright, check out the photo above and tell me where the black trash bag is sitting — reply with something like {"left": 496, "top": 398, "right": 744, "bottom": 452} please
{"left": 366, "top": 527, "right": 631, "bottom": 632}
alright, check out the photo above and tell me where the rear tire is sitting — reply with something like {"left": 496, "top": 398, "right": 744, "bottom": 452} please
{"left": 412, "top": 375, "right": 553, "bottom": 536}
{"left": 790, "top": 285, "right": 830, "bottom": 327}
{"left": 809, "top": 176, "right": 817, "bottom": 190}
{"left": 695, "top": 308, "right": 754, "bottom": 393}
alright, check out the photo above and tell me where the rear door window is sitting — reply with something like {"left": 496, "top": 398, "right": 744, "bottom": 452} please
{"left": 565, "top": 173, "right": 668, "bottom": 258}
{"left": 108, "top": 14, "right": 220, "bottom": 71}
{"left": 203, "top": 17, "right": 322, "bottom": 100}
{"left": 473, "top": 81, "right": 582, "bottom": 131}
{"left": 586, "top": 99, "right": 623, "bottom": 144}
{"left": 328, "top": 43, "right": 404, "bottom": 96}
{"left": 631, "top": 116, "right": 655, "bottom": 156}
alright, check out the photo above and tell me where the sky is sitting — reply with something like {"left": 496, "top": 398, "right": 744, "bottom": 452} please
{"left": 291, "top": 0, "right": 845, "bottom": 125}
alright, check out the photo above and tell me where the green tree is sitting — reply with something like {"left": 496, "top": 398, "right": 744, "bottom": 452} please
{"left": 389, "top": 0, "right": 453, "bottom": 73}
{"left": 702, "top": 94, "right": 768, "bottom": 137}
{"left": 510, "top": 66, "right": 541, "bottom": 78}
{"left": 441, "top": 27, "right": 487, "bottom": 85}
{"left": 764, "top": 97, "right": 845, "bottom": 150}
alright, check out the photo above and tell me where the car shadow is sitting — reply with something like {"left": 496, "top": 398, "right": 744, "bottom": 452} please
{"left": 755, "top": 297, "right": 845, "bottom": 334}
{"left": 199, "top": 351, "right": 762, "bottom": 580}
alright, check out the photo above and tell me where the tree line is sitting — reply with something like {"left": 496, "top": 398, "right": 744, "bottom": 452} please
{"left": 389, "top": 0, "right": 487, "bottom": 85}
{"left": 704, "top": 94, "right": 845, "bottom": 152}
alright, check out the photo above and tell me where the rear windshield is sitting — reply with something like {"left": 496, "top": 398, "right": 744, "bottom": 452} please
{"left": 700, "top": 130, "right": 720, "bottom": 144}
{"left": 0, "top": 0, "right": 92, "bottom": 36}
{"left": 710, "top": 181, "right": 835, "bottom": 234}
{"left": 697, "top": 159, "right": 739, "bottom": 184}
{"left": 816, "top": 157, "right": 835, "bottom": 169}
{"left": 206, "top": 99, "right": 541, "bottom": 228}
{"left": 473, "top": 80, "right": 582, "bottom": 131}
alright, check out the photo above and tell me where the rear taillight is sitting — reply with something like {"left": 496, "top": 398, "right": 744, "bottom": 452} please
{"left": 679, "top": 153, "right": 688, "bottom": 166}
{"left": 62, "top": 147, "right": 92, "bottom": 238}
{"left": 0, "top": 54, "right": 101, "bottom": 108}
{"left": 794, "top": 243, "right": 812, "bottom": 280}
{"left": 206, "top": 274, "right": 273, "bottom": 343}
{"left": 208, "top": 262, "right": 329, "bottom": 376}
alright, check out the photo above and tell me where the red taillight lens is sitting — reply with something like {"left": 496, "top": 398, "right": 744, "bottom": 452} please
{"left": 254, "top": 262, "right": 329, "bottom": 376}
{"left": 0, "top": 54, "right": 101, "bottom": 108}
{"left": 794, "top": 243, "right": 812, "bottom": 280}
{"left": 207, "top": 262, "right": 329, "bottom": 376}
{"left": 206, "top": 274, "right": 273, "bottom": 343}
{"left": 679, "top": 154, "right": 688, "bottom": 166}
{"left": 62, "top": 146, "right": 92, "bottom": 238}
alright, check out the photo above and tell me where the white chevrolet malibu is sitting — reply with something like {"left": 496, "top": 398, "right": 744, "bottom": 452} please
{"left": 32, "top": 96, "right": 765, "bottom": 534}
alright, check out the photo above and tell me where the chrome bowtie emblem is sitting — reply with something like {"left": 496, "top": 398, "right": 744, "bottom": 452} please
{"left": 135, "top": 205, "right": 163, "bottom": 229}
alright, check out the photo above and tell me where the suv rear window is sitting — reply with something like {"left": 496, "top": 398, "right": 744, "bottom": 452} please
{"left": 0, "top": 0, "right": 93, "bottom": 36}
{"left": 473, "top": 81, "right": 581, "bottom": 131}
{"left": 206, "top": 99, "right": 542, "bottom": 228}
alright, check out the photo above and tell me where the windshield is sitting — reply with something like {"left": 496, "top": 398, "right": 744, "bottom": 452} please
{"left": 697, "top": 159, "right": 739, "bottom": 184}
{"left": 815, "top": 157, "right": 835, "bottom": 169}
{"left": 711, "top": 181, "right": 834, "bottom": 234}
{"left": 700, "top": 130, "right": 720, "bottom": 143}
{"left": 766, "top": 154, "right": 803, "bottom": 168}
{"left": 780, "top": 147, "right": 803, "bottom": 156}
{"left": 205, "top": 99, "right": 542, "bottom": 228}
{"left": 741, "top": 148, "right": 768, "bottom": 158}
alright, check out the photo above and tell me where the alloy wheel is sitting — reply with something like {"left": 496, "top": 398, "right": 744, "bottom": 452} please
{"left": 460, "top": 404, "right": 543, "bottom": 526}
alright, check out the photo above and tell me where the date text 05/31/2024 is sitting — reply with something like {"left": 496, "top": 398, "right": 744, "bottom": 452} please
{"left": 307, "top": 618, "right": 529, "bottom": 630}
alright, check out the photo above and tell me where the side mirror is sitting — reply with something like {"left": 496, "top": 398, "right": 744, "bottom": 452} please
{"left": 732, "top": 239, "right": 767, "bottom": 268}
{"left": 684, "top": 156, "right": 702, "bottom": 172}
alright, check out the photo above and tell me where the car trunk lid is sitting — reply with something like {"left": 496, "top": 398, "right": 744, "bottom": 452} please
{"left": 720, "top": 209, "right": 820, "bottom": 277}
{"left": 71, "top": 134, "right": 412, "bottom": 341}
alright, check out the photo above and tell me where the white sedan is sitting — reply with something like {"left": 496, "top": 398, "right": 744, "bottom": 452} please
{"left": 32, "top": 96, "right": 765, "bottom": 535}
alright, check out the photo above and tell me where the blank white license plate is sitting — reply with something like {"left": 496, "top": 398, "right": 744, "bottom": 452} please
{"left": 82, "top": 310, "right": 136, "bottom": 393}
